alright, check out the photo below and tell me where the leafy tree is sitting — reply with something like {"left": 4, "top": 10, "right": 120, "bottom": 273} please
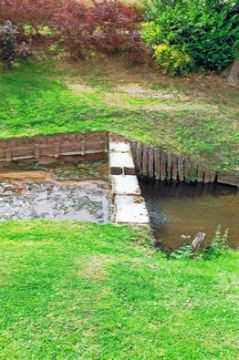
{"left": 0, "top": 0, "right": 148, "bottom": 64}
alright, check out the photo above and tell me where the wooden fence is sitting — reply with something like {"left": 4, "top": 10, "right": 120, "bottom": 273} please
{"left": 0, "top": 132, "right": 237, "bottom": 187}
{"left": 130, "top": 141, "right": 238, "bottom": 186}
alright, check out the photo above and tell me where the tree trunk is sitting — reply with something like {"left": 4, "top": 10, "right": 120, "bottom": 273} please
{"left": 228, "top": 58, "right": 239, "bottom": 86}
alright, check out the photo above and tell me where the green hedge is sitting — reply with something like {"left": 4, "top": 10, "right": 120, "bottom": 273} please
{"left": 143, "top": 0, "right": 239, "bottom": 74}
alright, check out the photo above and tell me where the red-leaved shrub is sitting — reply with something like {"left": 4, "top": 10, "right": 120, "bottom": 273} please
{"left": 0, "top": 0, "right": 148, "bottom": 63}
{"left": 50, "top": 0, "right": 94, "bottom": 57}
{"left": 0, "top": 0, "right": 55, "bottom": 35}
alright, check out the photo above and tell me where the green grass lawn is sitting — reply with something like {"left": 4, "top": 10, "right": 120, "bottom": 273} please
{"left": 0, "top": 221, "right": 238, "bottom": 359}
{"left": 0, "top": 60, "right": 238, "bottom": 173}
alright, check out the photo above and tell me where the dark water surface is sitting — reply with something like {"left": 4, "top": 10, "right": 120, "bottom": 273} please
{"left": 140, "top": 180, "right": 239, "bottom": 250}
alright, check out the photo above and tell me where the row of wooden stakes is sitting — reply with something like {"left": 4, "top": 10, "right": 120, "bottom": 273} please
{"left": 130, "top": 141, "right": 217, "bottom": 183}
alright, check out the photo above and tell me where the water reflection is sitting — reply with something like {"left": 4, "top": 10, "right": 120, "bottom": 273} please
{"left": 140, "top": 180, "right": 239, "bottom": 251}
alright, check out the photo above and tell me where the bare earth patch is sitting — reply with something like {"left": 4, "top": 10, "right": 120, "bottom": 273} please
{"left": 117, "top": 83, "right": 190, "bottom": 101}
{"left": 103, "top": 91, "right": 219, "bottom": 113}
{"left": 66, "top": 82, "right": 95, "bottom": 93}
{"left": 78, "top": 255, "right": 115, "bottom": 281}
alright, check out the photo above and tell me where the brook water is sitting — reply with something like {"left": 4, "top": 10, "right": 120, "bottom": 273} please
{"left": 0, "top": 161, "right": 109, "bottom": 223}
{"left": 140, "top": 180, "right": 239, "bottom": 251}
{"left": 1, "top": 158, "right": 238, "bottom": 249}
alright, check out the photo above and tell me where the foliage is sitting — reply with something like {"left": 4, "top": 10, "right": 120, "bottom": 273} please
{"left": 142, "top": 21, "right": 162, "bottom": 46}
{"left": 143, "top": 0, "right": 239, "bottom": 72}
{"left": 185, "top": 171, "right": 198, "bottom": 183}
{"left": 0, "top": 20, "right": 17, "bottom": 68}
{"left": 0, "top": 20, "right": 31, "bottom": 68}
{"left": 169, "top": 244, "right": 192, "bottom": 259}
{"left": 0, "top": 0, "right": 48, "bottom": 36}
{"left": 170, "top": 225, "right": 231, "bottom": 260}
{"left": 203, "top": 225, "right": 230, "bottom": 259}
{"left": 154, "top": 43, "right": 193, "bottom": 75}
{"left": 0, "top": 221, "right": 238, "bottom": 359}
{"left": 0, "top": 0, "right": 147, "bottom": 62}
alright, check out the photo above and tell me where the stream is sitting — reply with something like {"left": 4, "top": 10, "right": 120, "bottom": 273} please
{"left": 140, "top": 179, "right": 239, "bottom": 251}
{"left": 0, "top": 161, "right": 109, "bottom": 223}
{"left": 1, "top": 159, "right": 238, "bottom": 247}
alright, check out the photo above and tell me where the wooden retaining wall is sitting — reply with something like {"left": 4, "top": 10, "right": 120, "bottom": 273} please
{"left": 0, "top": 132, "right": 237, "bottom": 187}
{"left": 0, "top": 132, "right": 109, "bottom": 164}
{"left": 130, "top": 141, "right": 239, "bottom": 187}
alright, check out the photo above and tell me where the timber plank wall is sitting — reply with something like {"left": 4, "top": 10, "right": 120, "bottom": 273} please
{"left": 0, "top": 131, "right": 237, "bottom": 187}
{"left": 0, "top": 132, "right": 109, "bottom": 163}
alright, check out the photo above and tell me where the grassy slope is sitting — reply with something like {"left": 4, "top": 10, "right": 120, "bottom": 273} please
{"left": 0, "top": 60, "right": 238, "bottom": 173}
{"left": 0, "top": 221, "right": 238, "bottom": 359}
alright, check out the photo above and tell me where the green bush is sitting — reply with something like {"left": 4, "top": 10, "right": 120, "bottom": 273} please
{"left": 154, "top": 43, "right": 193, "bottom": 75}
{"left": 203, "top": 225, "right": 230, "bottom": 260}
{"left": 143, "top": 0, "right": 239, "bottom": 72}
{"left": 142, "top": 21, "right": 162, "bottom": 46}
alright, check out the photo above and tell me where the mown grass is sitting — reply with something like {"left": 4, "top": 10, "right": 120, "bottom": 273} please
{"left": 0, "top": 221, "right": 238, "bottom": 359}
{"left": 0, "top": 60, "right": 238, "bottom": 173}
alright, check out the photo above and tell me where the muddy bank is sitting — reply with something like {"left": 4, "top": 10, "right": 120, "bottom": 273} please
{"left": 0, "top": 182, "right": 108, "bottom": 222}
{"left": 0, "top": 161, "right": 109, "bottom": 223}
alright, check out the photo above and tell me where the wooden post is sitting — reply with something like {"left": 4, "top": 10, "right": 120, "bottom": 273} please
{"left": 148, "top": 146, "right": 154, "bottom": 179}
{"left": 192, "top": 232, "right": 207, "bottom": 253}
{"left": 54, "top": 143, "right": 60, "bottom": 158}
{"left": 81, "top": 135, "right": 86, "bottom": 156}
{"left": 178, "top": 156, "right": 185, "bottom": 182}
{"left": 142, "top": 144, "right": 149, "bottom": 177}
{"left": 136, "top": 142, "right": 143, "bottom": 174}
{"left": 154, "top": 148, "right": 161, "bottom": 180}
{"left": 160, "top": 150, "right": 167, "bottom": 181}
{"left": 105, "top": 133, "right": 109, "bottom": 153}
{"left": 184, "top": 158, "right": 191, "bottom": 183}
{"left": 210, "top": 171, "right": 217, "bottom": 183}
{"left": 131, "top": 141, "right": 137, "bottom": 162}
{"left": 197, "top": 166, "right": 205, "bottom": 183}
{"left": 172, "top": 155, "right": 178, "bottom": 181}
{"left": 167, "top": 153, "right": 173, "bottom": 181}
{"left": 34, "top": 144, "right": 40, "bottom": 161}
{"left": 204, "top": 170, "right": 211, "bottom": 183}
{"left": 6, "top": 148, "right": 11, "bottom": 162}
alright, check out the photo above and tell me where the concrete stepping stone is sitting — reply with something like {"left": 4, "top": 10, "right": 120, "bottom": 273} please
{"left": 109, "top": 141, "right": 131, "bottom": 153}
{"left": 114, "top": 195, "right": 149, "bottom": 225}
{"left": 109, "top": 152, "right": 135, "bottom": 175}
{"left": 111, "top": 175, "right": 141, "bottom": 196}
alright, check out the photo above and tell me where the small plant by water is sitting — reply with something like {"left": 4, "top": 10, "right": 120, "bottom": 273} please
{"left": 169, "top": 225, "right": 231, "bottom": 260}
